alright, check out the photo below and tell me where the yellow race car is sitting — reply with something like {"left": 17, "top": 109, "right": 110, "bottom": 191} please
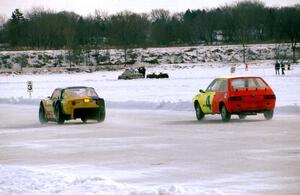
{"left": 39, "top": 86, "right": 105, "bottom": 124}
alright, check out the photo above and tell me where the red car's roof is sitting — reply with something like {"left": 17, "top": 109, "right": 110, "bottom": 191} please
{"left": 217, "top": 75, "right": 263, "bottom": 79}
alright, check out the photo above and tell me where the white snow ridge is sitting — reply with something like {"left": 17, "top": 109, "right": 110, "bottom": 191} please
{"left": 0, "top": 166, "right": 224, "bottom": 195}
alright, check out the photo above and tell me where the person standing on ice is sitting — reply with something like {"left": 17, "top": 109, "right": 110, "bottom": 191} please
{"left": 281, "top": 62, "right": 285, "bottom": 75}
{"left": 244, "top": 63, "right": 248, "bottom": 71}
{"left": 230, "top": 65, "right": 236, "bottom": 74}
{"left": 287, "top": 62, "right": 291, "bottom": 70}
{"left": 275, "top": 61, "right": 280, "bottom": 75}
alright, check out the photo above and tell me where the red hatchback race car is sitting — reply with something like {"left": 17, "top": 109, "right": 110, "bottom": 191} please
{"left": 193, "top": 76, "right": 276, "bottom": 122}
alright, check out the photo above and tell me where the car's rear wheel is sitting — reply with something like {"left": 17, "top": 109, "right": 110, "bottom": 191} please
{"left": 195, "top": 103, "right": 204, "bottom": 120}
{"left": 221, "top": 105, "right": 231, "bottom": 122}
{"left": 39, "top": 104, "right": 48, "bottom": 124}
{"left": 238, "top": 114, "right": 247, "bottom": 119}
{"left": 97, "top": 109, "right": 106, "bottom": 122}
{"left": 55, "top": 104, "right": 65, "bottom": 124}
{"left": 264, "top": 110, "right": 274, "bottom": 120}
{"left": 97, "top": 99, "right": 106, "bottom": 122}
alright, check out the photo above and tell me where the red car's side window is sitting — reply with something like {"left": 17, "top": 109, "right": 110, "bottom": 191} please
{"left": 207, "top": 79, "right": 227, "bottom": 92}
{"left": 255, "top": 78, "right": 268, "bottom": 89}
{"left": 219, "top": 80, "right": 228, "bottom": 92}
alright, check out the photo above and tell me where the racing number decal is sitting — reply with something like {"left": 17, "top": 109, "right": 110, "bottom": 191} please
{"left": 206, "top": 95, "right": 212, "bottom": 110}
{"left": 198, "top": 92, "right": 215, "bottom": 113}
{"left": 199, "top": 92, "right": 215, "bottom": 113}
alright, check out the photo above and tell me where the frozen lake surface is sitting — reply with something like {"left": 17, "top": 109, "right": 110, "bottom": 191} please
{"left": 0, "top": 106, "right": 300, "bottom": 195}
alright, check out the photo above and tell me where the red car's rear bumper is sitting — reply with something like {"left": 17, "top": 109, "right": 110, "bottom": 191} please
{"left": 227, "top": 99, "right": 275, "bottom": 113}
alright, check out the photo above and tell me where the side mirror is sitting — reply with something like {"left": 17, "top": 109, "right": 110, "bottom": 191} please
{"left": 199, "top": 89, "right": 205, "bottom": 93}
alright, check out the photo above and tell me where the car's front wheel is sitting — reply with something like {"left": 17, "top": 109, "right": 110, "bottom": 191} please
{"left": 221, "top": 105, "right": 231, "bottom": 122}
{"left": 195, "top": 103, "right": 205, "bottom": 120}
{"left": 39, "top": 104, "right": 48, "bottom": 124}
{"left": 264, "top": 110, "right": 274, "bottom": 120}
{"left": 55, "top": 104, "right": 65, "bottom": 124}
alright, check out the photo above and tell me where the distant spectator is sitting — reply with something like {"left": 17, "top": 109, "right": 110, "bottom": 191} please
{"left": 230, "top": 65, "right": 236, "bottom": 74}
{"left": 245, "top": 63, "right": 248, "bottom": 71}
{"left": 275, "top": 61, "right": 280, "bottom": 75}
{"left": 281, "top": 62, "right": 285, "bottom": 75}
{"left": 287, "top": 63, "right": 291, "bottom": 70}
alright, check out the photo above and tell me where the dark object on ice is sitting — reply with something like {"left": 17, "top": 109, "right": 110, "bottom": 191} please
{"left": 146, "top": 72, "right": 169, "bottom": 79}
{"left": 137, "top": 66, "right": 146, "bottom": 77}
{"left": 281, "top": 62, "right": 285, "bottom": 75}
{"left": 118, "top": 68, "right": 145, "bottom": 80}
{"left": 275, "top": 61, "right": 280, "bottom": 75}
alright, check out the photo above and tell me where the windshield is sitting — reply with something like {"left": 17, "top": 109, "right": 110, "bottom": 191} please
{"left": 63, "top": 88, "right": 98, "bottom": 98}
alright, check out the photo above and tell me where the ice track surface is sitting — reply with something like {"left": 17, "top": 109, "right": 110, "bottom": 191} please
{"left": 0, "top": 105, "right": 300, "bottom": 195}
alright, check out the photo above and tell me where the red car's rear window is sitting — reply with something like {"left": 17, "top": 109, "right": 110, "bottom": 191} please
{"left": 230, "top": 77, "right": 268, "bottom": 91}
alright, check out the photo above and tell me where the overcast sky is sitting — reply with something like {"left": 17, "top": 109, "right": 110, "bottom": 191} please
{"left": 0, "top": 0, "right": 299, "bottom": 18}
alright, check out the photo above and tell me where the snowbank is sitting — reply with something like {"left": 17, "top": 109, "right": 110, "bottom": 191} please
{"left": 0, "top": 98, "right": 299, "bottom": 114}
{"left": 0, "top": 44, "right": 296, "bottom": 71}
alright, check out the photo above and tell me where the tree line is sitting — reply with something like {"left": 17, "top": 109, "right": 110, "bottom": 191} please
{"left": 0, "top": 0, "right": 299, "bottom": 61}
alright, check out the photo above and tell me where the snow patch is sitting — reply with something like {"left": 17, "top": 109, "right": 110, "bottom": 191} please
{"left": 0, "top": 166, "right": 224, "bottom": 195}
{"left": 0, "top": 97, "right": 299, "bottom": 114}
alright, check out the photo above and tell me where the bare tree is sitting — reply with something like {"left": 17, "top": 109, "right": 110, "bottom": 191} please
{"left": 232, "top": 0, "right": 265, "bottom": 63}
{"left": 109, "top": 11, "right": 149, "bottom": 64}
{"left": 278, "top": 6, "right": 300, "bottom": 63}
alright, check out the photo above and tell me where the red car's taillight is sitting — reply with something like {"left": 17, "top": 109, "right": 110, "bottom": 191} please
{"left": 229, "top": 96, "right": 243, "bottom": 101}
{"left": 264, "top": 95, "right": 276, "bottom": 100}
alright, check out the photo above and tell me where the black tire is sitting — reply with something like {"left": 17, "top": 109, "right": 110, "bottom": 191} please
{"left": 238, "top": 114, "right": 247, "bottom": 119}
{"left": 55, "top": 103, "right": 65, "bottom": 124}
{"left": 195, "top": 103, "right": 205, "bottom": 121}
{"left": 264, "top": 110, "right": 274, "bottom": 120}
{"left": 221, "top": 105, "right": 231, "bottom": 122}
{"left": 39, "top": 104, "right": 48, "bottom": 124}
{"left": 81, "top": 117, "right": 87, "bottom": 123}
{"left": 97, "top": 99, "right": 106, "bottom": 122}
{"left": 97, "top": 109, "right": 106, "bottom": 122}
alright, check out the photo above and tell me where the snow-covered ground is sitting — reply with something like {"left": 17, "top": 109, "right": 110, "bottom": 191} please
{"left": 0, "top": 61, "right": 299, "bottom": 112}
{"left": 0, "top": 107, "right": 300, "bottom": 195}
{"left": 0, "top": 165, "right": 222, "bottom": 195}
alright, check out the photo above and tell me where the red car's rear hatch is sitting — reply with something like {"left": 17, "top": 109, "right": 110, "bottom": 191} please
{"left": 230, "top": 77, "right": 275, "bottom": 111}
